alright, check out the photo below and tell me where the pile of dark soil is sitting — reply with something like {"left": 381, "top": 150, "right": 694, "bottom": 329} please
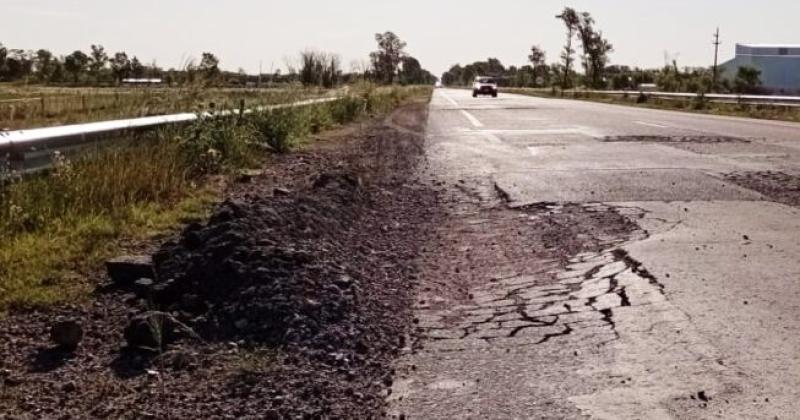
{"left": 724, "top": 171, "right": 800, "bottom": 207}
{"left": 151, "top": 173, "right": 367, "bottom": 350}
{"left": 0, "top": 101, "right": 441, "bottom": 419}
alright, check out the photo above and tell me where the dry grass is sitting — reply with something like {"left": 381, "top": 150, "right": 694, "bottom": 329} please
{"left": 0, "top": 85, "right": 329, "bottom": 130}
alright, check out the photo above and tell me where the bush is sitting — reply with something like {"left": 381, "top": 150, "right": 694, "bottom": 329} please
{"left": 329, "top": 96, "right": 366, "bottom": 125}
{"left": 251, "top": 107, "right": 309, "bottom": 153}
{"left": 691, "top": 91, "right": 707, "bottom": 110}
{"left": 177, "top": 114, "right": 259, "bottom": 175}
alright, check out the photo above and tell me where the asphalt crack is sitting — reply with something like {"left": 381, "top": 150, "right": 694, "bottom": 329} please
{"left": 415, "top": 202, "right": 660, "bottom": 351}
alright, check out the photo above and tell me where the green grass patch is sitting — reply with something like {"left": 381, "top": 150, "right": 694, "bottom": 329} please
{"left": 0, "top": 188, "right": 219, "bottom": 311}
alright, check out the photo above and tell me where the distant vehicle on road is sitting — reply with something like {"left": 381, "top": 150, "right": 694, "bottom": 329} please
{"left": 473, "top": 77, "right": 498, "bottom": 98}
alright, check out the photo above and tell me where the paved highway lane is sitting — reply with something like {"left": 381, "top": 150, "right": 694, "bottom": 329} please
{"left": 390, "top": 89, "right": 800, "bottom": 419}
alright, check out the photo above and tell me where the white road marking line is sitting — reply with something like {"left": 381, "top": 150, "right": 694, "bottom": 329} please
{"left": 634, "top": 121, "right": 668, "bottom": 128}
{"left": 484, "top": 128, "right": 581, "bottom": 134}
{"left": 439, "top": 90, "right": 485, "bottom": 128}
{"left": 482, "top": 127, "right": 603, "bottom": 137}
{"left": 460, "top": 110, "right": 484, "bottom": 128}
{"left": 440, "top": 91, "right": 460, "bottom": 107}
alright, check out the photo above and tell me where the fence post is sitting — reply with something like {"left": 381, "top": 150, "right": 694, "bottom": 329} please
{"left": 6, "top": 145, "right": 26, "bottom": 172}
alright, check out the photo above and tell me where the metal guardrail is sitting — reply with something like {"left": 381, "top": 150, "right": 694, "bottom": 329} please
{"left": 579, "top": 90, "right": 800, "bottom": 105}
{"left": 0, "top": 97, "right": 341, "bottom": 154}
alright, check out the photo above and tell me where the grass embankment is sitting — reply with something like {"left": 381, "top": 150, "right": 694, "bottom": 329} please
{"left": 0, "top": 84, "right": 433, "bottom": 312}
{"left": 0, "top": 85, "right": 331, "bottom": 130}
{"left": 504, "top": 87, "right": 800, "bottom": 123}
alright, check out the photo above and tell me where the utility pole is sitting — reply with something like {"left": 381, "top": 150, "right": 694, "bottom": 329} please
{"left": 258, "top": 61, "right": 263, "bottom": 88}
{"left": 712, "top": 27, "right": 721, "bottom": 92}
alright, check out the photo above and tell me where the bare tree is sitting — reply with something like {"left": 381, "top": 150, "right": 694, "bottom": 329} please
{"left": 556, "top": 7, "right": 580, "bottom": 89}
{"left": 299, "top": 50, "right": 341, "bottom": 88}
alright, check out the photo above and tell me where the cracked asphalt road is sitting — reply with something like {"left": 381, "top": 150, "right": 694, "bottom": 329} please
{"left": 389, "top": 89, "right": 800, "bottom": 419}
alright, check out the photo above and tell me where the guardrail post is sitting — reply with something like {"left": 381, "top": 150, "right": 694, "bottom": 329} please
{"left": 6, "top": 146, "right": 25, "bottom": 172}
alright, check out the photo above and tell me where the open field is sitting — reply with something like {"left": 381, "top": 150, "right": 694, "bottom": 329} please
{"left": 0, "top": 85, "right": 432, "bottom": 311}
{"left": 503, "top": 87, "right": 800, "bottom": 123}
{"left": 0, "top": 84, "right": 333, "bottom": 130}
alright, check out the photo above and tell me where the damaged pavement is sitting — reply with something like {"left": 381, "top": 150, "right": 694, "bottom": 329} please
{"left": 389, "top": 89, "right": 800, "bottom": 419}
{"left": 5, "top": 89, "right": 800, "bottom": 419}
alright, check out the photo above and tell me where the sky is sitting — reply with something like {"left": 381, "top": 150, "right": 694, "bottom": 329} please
{"left": 3, "top": 0, "right": 799, "bottom": 77}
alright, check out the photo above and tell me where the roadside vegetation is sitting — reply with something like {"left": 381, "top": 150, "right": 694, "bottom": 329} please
{"left": 504, "top": 87, "right": 800, "bottom": 122}
{"left": 0, "top": 86, "right": 327, "bottom": 130}
{"left": 0, "top": 32, "right": 436, "bottom": 130}
{"left": 441, "top": 7, "right": 778, "bottom": 97}
{"left": 438, "top": 7, "right": 796, "bottom": 121}
{"left": 0, "top": 29, "right": 435, "bottom": 311}
{"left": 0, "top": 84, "right": 433, "bottom": 312}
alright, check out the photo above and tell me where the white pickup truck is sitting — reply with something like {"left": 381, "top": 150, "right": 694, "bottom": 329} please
{"left": 472, "top": 77, "right": 498, "bottom": 98}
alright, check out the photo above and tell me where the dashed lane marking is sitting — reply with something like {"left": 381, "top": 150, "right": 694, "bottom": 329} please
{"left": 460, "top": 110, "right": 485, "bottom": 128}
{"left": 440, "top": 91, "right": 460, "bottom": 107}
{"left": 633, "top": 121, "right": 668, "bottom": 128}
{"left": 439, "top": 90, "right": 485, "bottom": 128}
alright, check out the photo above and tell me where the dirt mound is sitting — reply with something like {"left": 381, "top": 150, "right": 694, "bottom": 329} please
{"left": 149, "top": 173, "right": 367, "bottom": 352}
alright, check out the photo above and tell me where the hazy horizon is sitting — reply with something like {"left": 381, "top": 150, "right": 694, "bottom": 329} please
{"left": 3, "top": 0, "right": 798, "bottom": 78}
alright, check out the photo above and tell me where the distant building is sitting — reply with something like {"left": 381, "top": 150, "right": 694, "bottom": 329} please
{"left": 637, "top": 83, "right": 657, "bottom": 92}
{"left": 721, "top": 44, "right": 800, "bottom": 94}
{"left": 121, "top": 78, "right": 163, "bottom": 85}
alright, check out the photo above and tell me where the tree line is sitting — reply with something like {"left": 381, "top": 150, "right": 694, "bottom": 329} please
{"left": 295, "top": 31, "right": 437, "bottom": 88}
{"left": 0, "top": 32, "right": 437, "bottom": 88}
{"left": 441, "top": 7, "right": 764, "bottom": 94}
{"left": 0, "top": 43, "right": 225, "bottom": 86}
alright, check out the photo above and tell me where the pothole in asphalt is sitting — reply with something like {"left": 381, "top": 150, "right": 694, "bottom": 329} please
{"left": 724, "top": 171, "right": 800, "bottom": 207}
{"left": 601, "top": 135, "right": 751, "bottom": 143}
{"left": 412, "top": 202, "right": 660, "bottom": 352}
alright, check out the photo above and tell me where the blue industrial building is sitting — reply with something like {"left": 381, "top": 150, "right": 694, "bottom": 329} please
{"left": 721, "top": 44, "right": 800, "bottom": 94}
